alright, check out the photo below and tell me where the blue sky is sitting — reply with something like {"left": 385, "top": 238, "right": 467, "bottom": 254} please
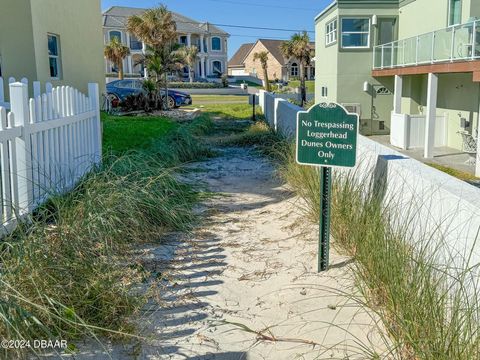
{"left": 101, "top": 0, "right": 332, "bottom": 58}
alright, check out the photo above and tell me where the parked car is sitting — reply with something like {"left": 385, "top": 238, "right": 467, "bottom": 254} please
{"left": 106, "top": 79, "right": 192, "bottom": 108}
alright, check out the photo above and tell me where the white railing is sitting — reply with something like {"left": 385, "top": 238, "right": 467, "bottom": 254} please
{"left": 0, "top": 78, "right": 101, "bottom": 234}
{"left": 373, "top": 20, "right": 480, "bottom": 69}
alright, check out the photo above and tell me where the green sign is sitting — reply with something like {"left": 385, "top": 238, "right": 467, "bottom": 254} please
{"left": 296, "top": 103, "right": 359, "bottom": 168}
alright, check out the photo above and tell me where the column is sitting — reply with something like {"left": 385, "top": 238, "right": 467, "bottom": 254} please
{"left": 393, "top": 75, "right": 403, "bottom": 114}
{"left": 142, "top": 41, "right": 146, "bottom": 55}
{"left": 201, "top": 57, "right": 206, "bottom": 78}
{"left": 200, "top": 35, "right": 205, "bottom": 53}
{"left": 206, "top": 59, "right": 210, "bottom": 77}
{"left": 127, "top": 55, "right": 133, "bottom": 74}
{"left": 424, "top": 73, "right": 438, "bottom": 159}
{"left": 476, "top": 89, "right": 480, "bottom": 177}
{"left": 187, "top": 33, "right": 191, "bottom": 47}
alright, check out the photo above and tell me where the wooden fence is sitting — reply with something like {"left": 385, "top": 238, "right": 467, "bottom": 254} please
{"left": 0, "top": 77, "right": 101, "bottom": 234}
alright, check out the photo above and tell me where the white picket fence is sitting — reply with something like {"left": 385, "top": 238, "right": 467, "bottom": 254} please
{"left": 0, "top": 77, "right": 101, "bottom": 234}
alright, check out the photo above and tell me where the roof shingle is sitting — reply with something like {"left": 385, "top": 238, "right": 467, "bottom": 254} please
{"left": 103, "top": 6, "right": 229, "bottom": 36}
{"left": 228, "top": 43, "right": 254, "bottom": 67}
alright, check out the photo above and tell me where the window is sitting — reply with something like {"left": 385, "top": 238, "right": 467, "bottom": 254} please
{"left": 116, "top": 80, "right": 133, "bottom": 88}
{"left": 449, "top": 0, "right": 462, "bottom": 26}
{"left": 109, "top": 31, "right": 122, "bottom": 42}
{"left": 377, "top": 18, "right": 396, "bottom": 45}
{"left": 48, "top": 34, "right": 61, "bottom": 79}
{"left": 341, "top": 18, "right": 370, "bottom": 48}
{"left": 321, "top": 86, "right": 328, "bottom": 97}
{"left": 212, "top": 60, "right": 222, "bottom": 75}
{"left": 133, "top": 80, "right": 144, "bottom": 89}
{"left": 211, "top": 37, "right": 221, "bottom": 51}
{"left": 325, "top": 19, "right": 337, "bottom": 45}
{"left": 179, "top": 35, "right": 188, "bottom": 46}
{"left": 130, "top": 34, "right": 142, "bottom": 50}
{"left": 290, "top": 63, "right": 298, "bottom": 77}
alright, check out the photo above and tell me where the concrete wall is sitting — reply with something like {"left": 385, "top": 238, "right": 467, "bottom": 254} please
{"left": 30, "top": 0, "right": 105, "bottom": 94}
{"left": 260, "top": 89, "right": 480, "bottom": 268}
{"left": 274, "top": 98, "right": 302, "bottom": 137}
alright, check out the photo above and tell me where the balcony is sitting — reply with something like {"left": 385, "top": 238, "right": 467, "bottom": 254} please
{"left": 373, "top": 20, "right": 480, "bottom": 70}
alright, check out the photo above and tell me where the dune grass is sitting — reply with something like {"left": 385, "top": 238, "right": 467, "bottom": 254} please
{"left": 0, "top": 114, "right": 214, "bottom": 358}
{"left": 277, "top": 143, "right": 480, "bottom": 359}
{"left": 228, "top": 122, "right": 480, "bottom": 359}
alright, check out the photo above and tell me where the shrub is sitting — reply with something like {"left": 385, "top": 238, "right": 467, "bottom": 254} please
{"left": 0, "top": 116, "right": 214, "bottom": 358}
{"left": 221, "top": 75, "right": 229, "bottom": 88}
{"left": 169, "top": 82, "right": 224, "bottom": 89}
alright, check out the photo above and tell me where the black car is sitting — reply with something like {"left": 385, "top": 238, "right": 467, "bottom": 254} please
{"left": 106, "top": 79, "right": 192, "bottom": 108}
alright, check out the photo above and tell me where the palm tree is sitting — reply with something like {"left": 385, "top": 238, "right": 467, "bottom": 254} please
{"left": 253, "top": 51, "right": 271, "bottom": 92}
{"left": 127, "top": 5, "right": 178, "bottom": 109}
{"left": 280, "top": 31, "right": 313, "bottom": 107}
{"left": 126, "top": 5, "right": 177, "bottom": 51}
{"left": 180, "top": 46, "right": 199, "bottom": 83}
{"left": 104, "top": 37, "right": 130, "bottom": 80}
{"left": 145, "top": 44, "right": 184, "bottom": 109}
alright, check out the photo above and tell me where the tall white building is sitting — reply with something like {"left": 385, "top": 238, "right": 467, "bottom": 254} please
{"left": 102, "top": 6, "right": 230, "bottom": 79}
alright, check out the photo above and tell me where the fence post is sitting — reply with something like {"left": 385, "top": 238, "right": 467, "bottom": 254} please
{"left": 88, "top": 83, "right": 102, "bottom": 165}
{"left": 0, "top": 77, "right": 4, "bottom": 104}
{"left": 274, "top": 98, "right": 286, "bottom": 132}
{"left": 9, "top": 82, "right": 33, "bottom": 214}
{"left": 33, "top": 81, "right": 41, "bottom": 98}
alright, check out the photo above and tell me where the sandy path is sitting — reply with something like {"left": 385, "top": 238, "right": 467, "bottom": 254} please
{"left": 71, "top": 146, "right": 385, "bottom": 360}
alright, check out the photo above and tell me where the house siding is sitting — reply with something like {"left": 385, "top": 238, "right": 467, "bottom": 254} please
{"left": 30, "top": 0, "right": 105, "bottom": 94}
{"left": 0, "top": 0, "right": 37, "bottom": 84}
{"left": 315, "top": 5, "right": 398, "bottom": 134}
{"left": 0, "top": 0, "right": 104, "bottom": 95}
{"left": 242, "top": 42, "right": 284, "bottom": 81}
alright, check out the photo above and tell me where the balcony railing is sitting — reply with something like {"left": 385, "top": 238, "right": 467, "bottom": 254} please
{"left": 373, "top": 20, "right": 480, "bottom": 70}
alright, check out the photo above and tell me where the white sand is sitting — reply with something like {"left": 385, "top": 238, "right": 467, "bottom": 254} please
{"left": 64, "top": 146, "right": 387, "bottom": 359}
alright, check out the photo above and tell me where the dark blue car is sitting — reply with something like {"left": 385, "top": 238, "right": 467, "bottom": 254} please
{"left": 106, "top": 79, "right": 192, "bottom": 108}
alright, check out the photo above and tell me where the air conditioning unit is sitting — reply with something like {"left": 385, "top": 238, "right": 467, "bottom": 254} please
{"left": 342, "top": 103, "right": 361, "bottom": 116}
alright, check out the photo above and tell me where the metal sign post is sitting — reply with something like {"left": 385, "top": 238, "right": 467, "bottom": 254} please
{"left": 296, "top": 103, "right": 359, "bottom": 272}
{"left": 319, "top": 166, "right": 332, "bottom": 271}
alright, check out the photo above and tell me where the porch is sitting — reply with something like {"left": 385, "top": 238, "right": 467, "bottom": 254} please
{"left": 370, "top": 135, "right": 479, "bottom": 183}
{"left": 372, "top": 19, "right": 480, "bottom": 177}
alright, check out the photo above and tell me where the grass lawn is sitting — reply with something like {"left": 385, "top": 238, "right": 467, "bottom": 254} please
{"left": 288, "top": 80, "right": 315, "bottom": 94}
{"left": 102, "top": 112, "right": 177, "bottom": 153}
{"left": 426, "top": 162, "right": 479, "bottom": 181}
{"left": 232, "top": 80, "right": 263, "bottom": 88}
{"left": 191, "top": 95, "right": 249, "bottom": 104}
{"left": 187, "top": 103, "right": 262, "bottom": 120}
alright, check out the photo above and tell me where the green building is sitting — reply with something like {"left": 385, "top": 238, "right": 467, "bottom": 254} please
{"left": 315, "top": 0, "right": 480, "bottom": 176}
